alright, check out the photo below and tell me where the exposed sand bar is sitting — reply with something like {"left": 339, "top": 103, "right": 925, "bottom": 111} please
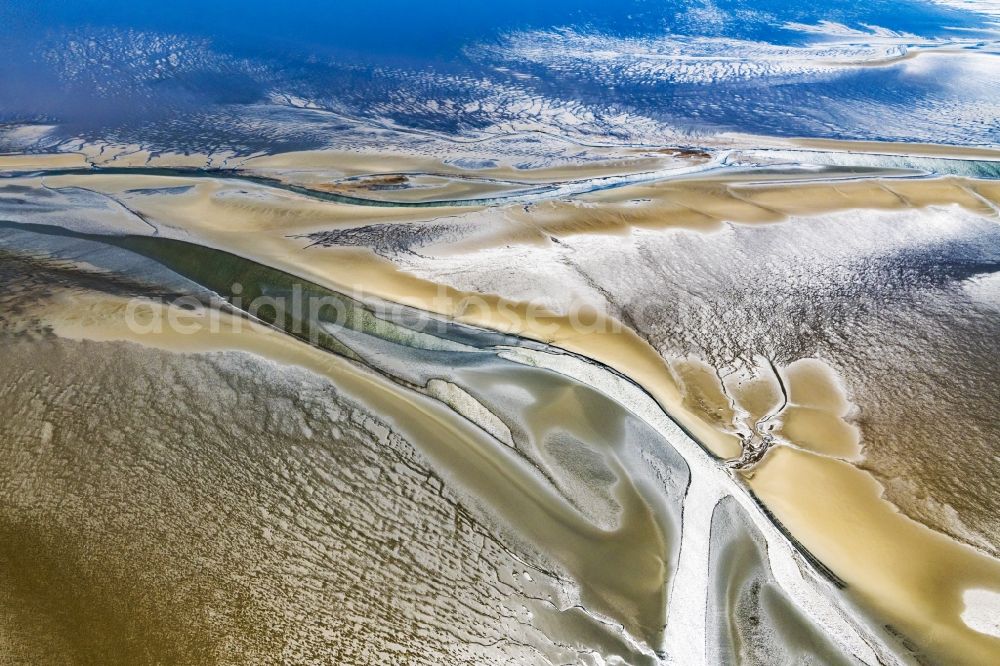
{"left": 241, "top": 148, "right": 697, "bottom": 184}
{"left": 5, "top": 133, "right": 998, "bottom": 180}
{"left": 745, "top": 447, "right": 1000, "bottom": 664}
{"left": 6, "top": 169, "right": 999, "bottom": 461}
{"left": 774, "top": 359, "right": 862, "bottom": 461}
{"left": 0, "top": 152, "right": 91, "bottom": 170}
{"left": 34, "top": 291, "right": 672, "bottom": 652}
{"left": 0, "top": 147, "right": 700, "bottom": 189}
{"left": 789, "top": 137, "right": 1000, "bottom": 160}
{"left": 708, "top": 134, "right": 1000, "bottom": 160}
{"left": 439, "top": 175, "right": 1000, "bottom": 252}
{"left": 499, "top": 346, "right": 896, "bottom": 665}
{"left": 5, "top": 159, "right": 1000, "bottom": 662}
{"left": 15, "top": 270, "right": 892, "bottom": 663}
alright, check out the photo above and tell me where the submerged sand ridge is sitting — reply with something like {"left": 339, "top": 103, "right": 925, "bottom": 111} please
{"left": 2, "top": 143, "right": 1000, "bottom": 664}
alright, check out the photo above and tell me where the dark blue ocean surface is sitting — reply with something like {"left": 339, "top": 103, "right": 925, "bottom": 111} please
{"left": 1, "top": 0, "right": 998, "bottom": 153}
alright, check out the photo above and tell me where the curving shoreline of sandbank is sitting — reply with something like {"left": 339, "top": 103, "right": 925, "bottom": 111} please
{"left": 2, "top": 144, "right": 999, "bottom": 663}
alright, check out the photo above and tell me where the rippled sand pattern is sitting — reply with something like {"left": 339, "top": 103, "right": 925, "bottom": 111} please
{"left": 1, "top": 142, "right": 999, "bottom": 664}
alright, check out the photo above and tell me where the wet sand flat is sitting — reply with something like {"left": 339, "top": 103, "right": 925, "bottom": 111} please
{"left": 745, "top": 446, "right": 1000, "bottom": 665}
{"left": 3, "top": 147, "right": 1000, "bottom": 663}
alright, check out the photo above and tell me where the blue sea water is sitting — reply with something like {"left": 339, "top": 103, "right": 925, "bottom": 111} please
{"left": 1, "top": 0, "right": 998, "bottom": 152}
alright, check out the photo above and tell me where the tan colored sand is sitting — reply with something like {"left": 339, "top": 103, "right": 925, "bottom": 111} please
{"left": 312, "top": 173, "right": 531, "bottom": 204}
{"left": 241, "top": 148, "right": 686, "bottom": 184}
{"left": 36, "top": 290, "right": 675, "bottom": 647}
{"left": 771, "top": 359, "right": 863, "bottom": 460}
{"left": 7, "top": 154, "right": 1000, "bottom": 662}
{"left": 445, "top": 176, "right": 1000, "bottom": 253}
{"left": 788, "top": 137, "right": 1000, "bottom": 160}
{"left": 0, "top": 153, "right": 90, "bottom": 170}
{"left": 704, "top": 133, "right": 1000, "bottom": 160}
{"left": 745, "top": 446, "right": 1000, "bottom": 665}
{"left": 15, "top": 169, "right": 1000, "bottom": 467}
{"left": 669, "top": 358, "right": 744, "bottom": 459}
